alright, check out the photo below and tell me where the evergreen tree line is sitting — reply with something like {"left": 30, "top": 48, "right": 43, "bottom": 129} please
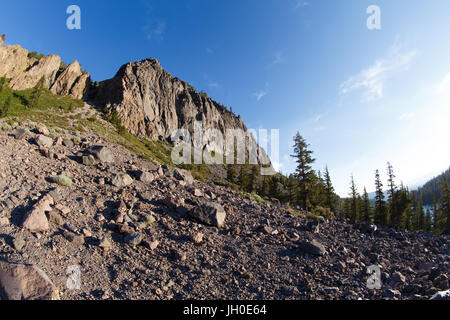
{"left": 225, "top": 132, "right": 337, "bottom": 218}
{"left": 415, "top": 167, "right": 450, "bottom": 206}
{"left": 341, "top": 163, "right": 450, "bottom": 235}
{"left": 224, "top": 131, "right": 449, "bottom": 235}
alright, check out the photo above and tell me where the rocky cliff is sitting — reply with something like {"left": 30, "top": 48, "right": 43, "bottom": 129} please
{"left": 0, "top": 37, "right": 271, "bottom": 167}
{"left": 0, "top": 38, "right": 90, "bottom": 100}
{"left": 94, "top": 58, "right": 270, "bottom": 166}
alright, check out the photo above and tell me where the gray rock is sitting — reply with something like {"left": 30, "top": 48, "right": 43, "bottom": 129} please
{"left": 173, "top": 168, "right": 194, "bottom": 185}
{"left": 189, "top": 202, "right": 226, "bottom": 228}
{"left": 297, "top": 239, "right": 326, "bottom": 256}
{"left": 48, "top": 188, "right": 62, "bottom": 203}
{"left": 306, "top": 220, "right": 320, "bottom": 233}
{"left": 138, "top": 171, "right": 155, "bottom": 184}
{"left": 382, "top": 289, "right": 401, "bottom": 298}
{"left": 359, "top": 222, "right": 377, "bottom": 234}
{"left": 34, "top": 135, "right": 53, "bottom": 148}
{"left": 124, "top": 232, "right": 143, "bottom": 247}
{"left": 63, "top": 231, "right": 85, "bottom": 246}
{"left": 12, "top": 237, "right": 26, "bottom": 251}
{"left": 85, "top": 146, "right": 114, "bottom": 163}
{"left": 62, "top": 138, "right": 74, "bottom": 148}
{"left": 98, "top": 238, "right": 112, "bottom": 251}
{"left": 111, "top": 174, "right": 133, "bottom": 188}
{"left": 82, "top": 155, "right": 96, "bottom": 166}
{"left": 389, "top": 271, "right": 406, "bottom": 287}
{"left": 13, "top": 128, "right": 28, "bottom": 139}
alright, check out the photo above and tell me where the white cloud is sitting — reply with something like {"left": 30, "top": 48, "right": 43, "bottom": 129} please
{"left": 253, "top": 91, "right": 267, "bottom": 101}
{"left": 340, "top": 41, "right": 418, "bottom": 101}
{"left": 206, "top": 47, "right": 214, "bottom": 54}
{"left": 208, "top": 82, "right": 219, "bottom": 88}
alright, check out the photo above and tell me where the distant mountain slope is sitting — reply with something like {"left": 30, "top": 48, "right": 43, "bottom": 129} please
{"left": 415, "top": 167, "right": 450, "bottom": 206}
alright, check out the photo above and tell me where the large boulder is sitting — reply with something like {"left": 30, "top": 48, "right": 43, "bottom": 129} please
{"left": 0, "top": 261, "right": 59, "bottom": 300}
{"left": 431, "top": 289, "right": 450, "bottom": 300}
{"left": 297, "top": 239, "right": 326, "bottom": 256}
{"left": 21, "top": 194, "right": 53, "bottom": 233}
{"left": 189, "top": 202, "right": 226, "bottom": 228}
{"left": 34, "top": 135, "right": 53, "bottom": 148}
{"left": 84, "top": 146, "right": 114, "bottom": 164}
{"left": 173, "top": 168, "right": 194, "bottom": 185}
{"left": 111, "top": 174, "right": 133, "bottom": 188}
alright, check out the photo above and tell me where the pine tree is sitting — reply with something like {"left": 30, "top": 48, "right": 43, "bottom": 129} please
{"left": 291, "top": 133, "right": 316, "bottom": 211}
{"left": 0, "top": 94, "right": 12, "bottom": 118}
{"left": 349, "top": 175, "right": 359, "bottom": 221}
{"left": 392, "top": 186, "right": 412, "bottom": 229}
{"left": 286, "top": 174, "right": 298, "bottom": 206}
{"left": 268, "top": 175, "right": 281, "bottom": 200}
{"left": 248, "top": 165, "right": 259, "bottom": 193}
{"left": 362, "top": 187, "right": 373, "bottom": 222}
{"left": 226, "top": 165, "right": 236, "bottom": 184}
{"left": 28, "top": 76, "right": 45, "bottom": 109}
{"left": 412, "top": 196, "right": 425, "bottom": 230}
{"left": 374, "top": 170, "right": 387, "bottom": 226}
{"left": 438, "top": 176, "right": 450, "bottom": 234}
{"left": 425, "top": 209, "right": 432, "bottom": 232}
{"left": 258, "top": 176, "right": 270, "bottom": 197}
{"left": 386, "top": 162, "right": 396, "bottom": 226}
{"left": 324, "top": 166, "right": 335, "bottom": 212}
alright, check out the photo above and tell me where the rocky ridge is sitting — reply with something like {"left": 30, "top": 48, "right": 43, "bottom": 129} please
{"left": 0, "top": 37, "right": 90, "bottom": 100}
{"left": 0, "top": 38, "right": 270, "bottom": 167}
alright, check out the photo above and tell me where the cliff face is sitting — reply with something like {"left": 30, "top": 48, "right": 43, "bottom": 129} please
{"left": 94, "top": 58, "right": 270, "bottom": 166}
{"left": 0, "top": 37, "right": 271, "bottom": 167}
{"left": 0, "top": 38, "right": 90, "bottom": 99}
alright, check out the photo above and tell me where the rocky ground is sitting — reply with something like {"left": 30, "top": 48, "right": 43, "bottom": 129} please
{"left": 0, "top": 120, "right": 449, "bottom": 300}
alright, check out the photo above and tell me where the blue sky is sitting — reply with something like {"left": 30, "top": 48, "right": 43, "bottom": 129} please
{"left": 1, "top": 0, "right": 449, "bottom": 196}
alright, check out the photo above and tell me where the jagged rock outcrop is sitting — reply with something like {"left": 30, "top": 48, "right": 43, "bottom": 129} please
{"left": 50, "top": 60, "right": 81, "bottom": 95}
{"left": 0, "top": 40, "right": 89, "bottom": 99}
{"left": 70, "top": 72, "right": 91, "bottom": 100}
{"left": 94, "top": 58, "right": 271, "bottom": 166}
{"left": 8, "top": 54, "right": 61, "bottom": 90}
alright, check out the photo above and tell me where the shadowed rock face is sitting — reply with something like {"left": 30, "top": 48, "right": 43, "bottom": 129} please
{"left": 50, "top": 60, "right": 82, "bottom": 96}
{"left": 94, "top": 58, "right": 271, "bottom": 166}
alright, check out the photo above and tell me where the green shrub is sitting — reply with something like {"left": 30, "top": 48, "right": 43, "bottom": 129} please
{"left": 312, "top": 206, "right": 334, "bottom": 219}
{"left": 54, "top": 175, "right": 73, "bottom": 187}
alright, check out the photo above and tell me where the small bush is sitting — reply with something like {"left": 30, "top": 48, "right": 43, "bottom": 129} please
{"left": 54, "top": 175, "right": 73, "bottom": 187}
{"left": 312, "top": 206, "right": 334, "bottom": 219}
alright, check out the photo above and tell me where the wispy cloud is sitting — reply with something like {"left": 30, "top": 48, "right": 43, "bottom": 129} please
{"left": 142, "top": 3, "right": 166, "bottom": 40}
{"left": 206, "top": 47, "right": 214, "bottom": 54}
{"left": 143, "top": 20, "right": 166, "bottom": 40}
{"left": 294, "top": 1, "right": 310, "bottom": 10}
{"left": 208, "top": 82, "right": 219, "bottom": 88}
{"left": 340, "top": 41, "right": 418, "bottom": 101}
{"left": 270, "top": 51, "right": 285, "bottom": 66}
{"left": 253, "top": 91, "right": 267, "bottom": 101}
